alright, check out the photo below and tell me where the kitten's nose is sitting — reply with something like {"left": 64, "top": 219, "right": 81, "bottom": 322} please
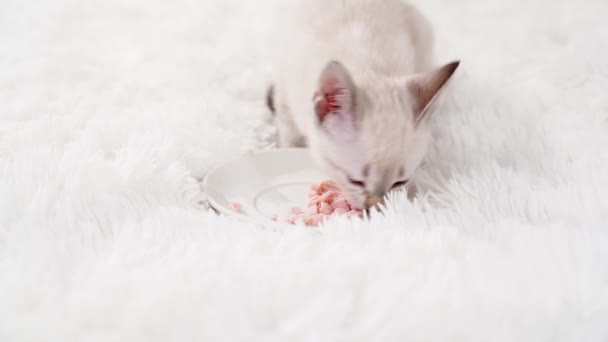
{"left": 365, "top": 195, "right": 385, "bottom": 209}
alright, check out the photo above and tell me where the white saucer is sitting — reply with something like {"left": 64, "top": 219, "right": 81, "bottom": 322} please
{"left": 202, "top": 148, "right": 324, "bottom": 225}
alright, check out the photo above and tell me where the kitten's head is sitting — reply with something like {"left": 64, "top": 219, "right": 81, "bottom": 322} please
{"left": 310, "top": 60, "right": 459, "bottom": 209}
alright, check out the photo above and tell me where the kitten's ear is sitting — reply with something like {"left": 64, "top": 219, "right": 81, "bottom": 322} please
{"left": 314, "top": 61, "right": 357, "bottom": 137}
{"left": 408, "top": 61, "right": 460, "bottom": 124}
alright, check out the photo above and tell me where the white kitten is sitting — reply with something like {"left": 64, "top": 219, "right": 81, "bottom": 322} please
{"left": 268, "top": 0, "right": 459, "bottom": 209}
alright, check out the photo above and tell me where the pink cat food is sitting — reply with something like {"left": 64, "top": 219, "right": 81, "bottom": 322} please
{"left": 229, "top": 202, "right": 243, "bottom": 213}
{"left": 282, "top": 181, "right": 363, "bottom": 227}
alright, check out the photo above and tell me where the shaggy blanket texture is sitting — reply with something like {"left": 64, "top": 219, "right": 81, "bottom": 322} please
{"left": 1, "top": 0, "right": 608, "bottom": 340}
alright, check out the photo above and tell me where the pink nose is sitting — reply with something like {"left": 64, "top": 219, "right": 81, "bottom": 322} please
{"left": 365, "top": 195, "right": 385, "bottom": 209}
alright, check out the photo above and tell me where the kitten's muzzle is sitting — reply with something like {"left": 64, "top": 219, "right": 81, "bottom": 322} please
{"left": 365, "top": 194, "right": 385, "bottom": 209}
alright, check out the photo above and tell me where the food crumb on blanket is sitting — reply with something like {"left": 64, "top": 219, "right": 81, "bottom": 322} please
{"left": 229, "top": 202, "right": 243, "bottom": 213}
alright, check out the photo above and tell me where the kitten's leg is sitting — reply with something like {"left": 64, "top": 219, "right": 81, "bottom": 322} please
{"left": 269, "top": 86, "right": 307, "bottom": 147}
{"left": 266, "top": 85, "right": 275, "bottom": 113}
{"left": 277, "top": 117, "right": 306, "bottom": 148}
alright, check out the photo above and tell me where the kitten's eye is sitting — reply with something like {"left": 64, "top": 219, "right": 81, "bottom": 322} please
{"left": 348, "top": 177, "right": 365, "bottom": 187}
{"left": 391, "top": 180, "right": 409, "bottom": 190}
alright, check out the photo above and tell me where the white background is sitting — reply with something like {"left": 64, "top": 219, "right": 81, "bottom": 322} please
{"left": 1, "top": 0, "right": 607, "bottom": 340}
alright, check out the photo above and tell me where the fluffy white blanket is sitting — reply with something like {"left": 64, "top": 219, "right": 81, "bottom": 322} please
{"left": 1, "top": 0, "right": 607, "bottom": 340}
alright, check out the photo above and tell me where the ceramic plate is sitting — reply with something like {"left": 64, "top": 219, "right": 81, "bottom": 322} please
{"left": 202, "top": 148, "right": 324, "bottom": 225}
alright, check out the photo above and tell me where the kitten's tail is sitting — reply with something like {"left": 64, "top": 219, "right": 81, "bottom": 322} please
{"left": 266, "top": 85, "right": 275, "bottom": 114}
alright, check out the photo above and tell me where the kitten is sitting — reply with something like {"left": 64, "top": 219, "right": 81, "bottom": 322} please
{"left": 268, "top": 0, "right": 459, "bottom": 209}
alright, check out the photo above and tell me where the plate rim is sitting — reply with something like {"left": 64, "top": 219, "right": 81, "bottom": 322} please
{"left": 201, "top": 147, "right": 311, "bottom": 225}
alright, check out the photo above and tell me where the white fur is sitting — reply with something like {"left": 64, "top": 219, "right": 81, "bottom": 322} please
{"left": 1, "top": 0, "right": 608, "bottom": 341}
{"left": 270, "top": 0, "right": 457, "bottom": 207}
